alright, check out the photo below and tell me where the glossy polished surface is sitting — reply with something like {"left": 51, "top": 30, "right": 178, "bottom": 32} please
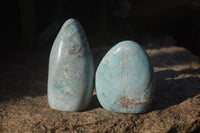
{"left": 96, "top": 41, "right": 155, "bottom": 113}
{"left": 48, "top": 18, "right": 94, "bottom": 111}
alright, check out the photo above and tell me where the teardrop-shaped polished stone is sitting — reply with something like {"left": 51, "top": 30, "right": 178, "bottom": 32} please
{"left": 96, "top": 41, "right": 155, "bottom": 113}
{"left": 48, "top": 18, "right": 94, "bottom": 111}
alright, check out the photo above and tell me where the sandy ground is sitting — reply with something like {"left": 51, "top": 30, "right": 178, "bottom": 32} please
{"left": 0, "top": 41, "right": 200, "bottom": 132}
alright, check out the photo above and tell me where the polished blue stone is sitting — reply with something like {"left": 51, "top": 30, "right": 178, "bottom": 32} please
{"left": 48, "top": 18, "right": 94, "bottom": 111}
{"left": 96, "top": 41, "right": 155, "bottom": 113}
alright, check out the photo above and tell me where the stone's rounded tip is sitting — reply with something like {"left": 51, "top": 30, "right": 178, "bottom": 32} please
{"left": 114, "top": 40, "right": 143, "bottom": 50}
{"left": 62, "top": 18, "right": 79, "bottom": 29}
{"left": 64, "top": 18, "right": 77, "bottom": 25}
{"left": 96, "top": 40, "right": 154, "bottom": 114}
{"left": 117, "top": 40, "right": 138, "bottom": 45}
{"left": 60, "top": 18, "right": 83, "bottom": 37}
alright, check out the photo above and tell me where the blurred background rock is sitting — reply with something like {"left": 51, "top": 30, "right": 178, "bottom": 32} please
{"left": 0, "top": 0, "right": 200, "bottom": 56}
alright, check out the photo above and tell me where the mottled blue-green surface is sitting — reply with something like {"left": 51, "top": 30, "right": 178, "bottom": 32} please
{"left": 96, "top": 41, "right": 155, "bottom": 113}
{"left": 48, "top": 18, "right": 94, "bottom": 111}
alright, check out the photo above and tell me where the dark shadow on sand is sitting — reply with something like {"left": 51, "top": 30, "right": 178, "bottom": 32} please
{"left": 148, "top": 68, "right": 200, "bottom": 112}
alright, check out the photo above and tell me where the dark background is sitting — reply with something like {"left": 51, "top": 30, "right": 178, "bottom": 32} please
{"left": 0, "top": 0, "right": 200, "bottom": 55}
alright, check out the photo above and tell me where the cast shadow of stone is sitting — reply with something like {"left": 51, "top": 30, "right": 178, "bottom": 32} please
{"left": 148, "top": 68, "right": 200, "bottom": 112}
{"left": 146, "top": 45, "right": 200, "bottom": 112}
{"left": 84, "top": 95, "right": 102, "bottom": 111}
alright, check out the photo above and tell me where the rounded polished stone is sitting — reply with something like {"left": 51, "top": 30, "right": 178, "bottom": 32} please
{"left": 96, "top": 41, "right": 155, "bottom": 113}
{"left": 48, "top": 18, "right": 94, "bottom": 111}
